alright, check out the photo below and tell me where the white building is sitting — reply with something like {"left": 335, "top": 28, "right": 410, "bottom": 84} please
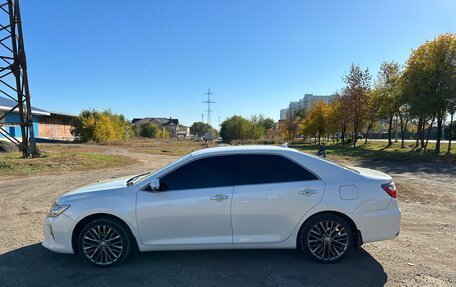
{"left": 279, "top": 94, "right": 335, "bottom": 119}
{"left": 280, "top": 109, "right": 289, "bottom": 120}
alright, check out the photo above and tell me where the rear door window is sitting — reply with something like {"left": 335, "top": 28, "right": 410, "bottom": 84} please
{"left": 237, "top": 154, "right": 318, "bottom": 185}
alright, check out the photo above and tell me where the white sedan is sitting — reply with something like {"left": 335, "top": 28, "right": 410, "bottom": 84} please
{"left": 42, "top": 146, "right": 401, "bottom": 267}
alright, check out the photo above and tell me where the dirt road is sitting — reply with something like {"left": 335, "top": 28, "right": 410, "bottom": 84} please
{"left": 0, "top": 146, "right": 455, "bottom": 286}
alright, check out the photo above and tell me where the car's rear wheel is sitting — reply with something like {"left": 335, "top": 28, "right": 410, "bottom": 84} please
{"left": 78, "top": 218, "right": 132, "bottom": 267}
{"left": 299, "top": 214, "right": 353, "bottom": 263}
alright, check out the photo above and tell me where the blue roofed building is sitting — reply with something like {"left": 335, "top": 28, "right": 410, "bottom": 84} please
{"left": 0, "top": 96, "right": 76, "bottom": 141}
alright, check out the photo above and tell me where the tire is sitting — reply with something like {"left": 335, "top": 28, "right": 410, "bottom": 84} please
{"left": 78, "top": 218, "right": 132, "bottom": 267}
{"left": 299, "top": 214, "right": 353, "bottom": 264}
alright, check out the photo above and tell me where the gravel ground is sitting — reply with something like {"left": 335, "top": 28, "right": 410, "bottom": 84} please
{"left": 0, "top": 145, "right": 455, "bottom": 287}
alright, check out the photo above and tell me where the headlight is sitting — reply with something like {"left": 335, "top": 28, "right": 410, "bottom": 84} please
{"left": 48, "top": 201, "right": 71, "bottom": 218}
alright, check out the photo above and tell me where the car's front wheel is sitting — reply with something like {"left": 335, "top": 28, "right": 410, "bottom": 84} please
{"left": 78, "top": 218, "right": 132, "bottom": 267}
{"left": 299, "top": 214, "right": 353, "bottom": 263}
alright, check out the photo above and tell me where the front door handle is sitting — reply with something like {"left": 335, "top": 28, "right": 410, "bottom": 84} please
{"left": 299, "top": 189, "right": 319, "bottom": 196}
{"left": 211, "top": 194, "right": 230, "bottom": 201}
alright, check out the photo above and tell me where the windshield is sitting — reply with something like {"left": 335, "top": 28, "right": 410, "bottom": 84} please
{"left": 128, "top": 153, "right": 193, "bottom": 186}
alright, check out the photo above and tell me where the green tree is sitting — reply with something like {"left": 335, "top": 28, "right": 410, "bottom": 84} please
{"left": 364, "top": 89, "right": 382, "bottom": 144}
{"left": 258, "top": 116, "right": 276, "bottom": 131}
{"left": 326, "top": 94, "right": 343, "bottom": 140}
{"left": 246, "top": 115, "right": 265, "bottom": 140}
{"left": 281, "top": 112, "right": 300, "bottom": 141}
{"left": 72, "top": 109, "right": 130, "bottom": 143}
{"left": 328, "top": 92, "right": 351, "bottom": 144}
{"left": 220, "top": 115, "right": 250, "bottom": 143}
{"left": 374, "top": 61, "right": 402, "bottom": 146}
{"left": 448, "top": 84, "right": 456, "bottom": 153}
{"left": 403, "top": 33, "right": 456, "bottom": 152}
{"left": 299, "top": 101, "right": 329, "bottom": 144}
{"left": 190, "top": 122, "right": 213, "bottom": 137}
{"left": 343, "top": 64, "right": 372, "bottom": 147}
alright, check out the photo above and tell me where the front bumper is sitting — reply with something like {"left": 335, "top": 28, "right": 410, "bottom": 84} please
{"left": 42, "top": 213, "right": 75, "bottom": 254}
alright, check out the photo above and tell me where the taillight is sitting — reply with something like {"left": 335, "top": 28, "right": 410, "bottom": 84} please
{"left": 382, "top": 182, "right": 397, "bottom": 198}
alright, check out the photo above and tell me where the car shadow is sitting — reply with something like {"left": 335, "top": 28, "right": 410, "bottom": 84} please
{"left": 0, "top": 244, "right": 387, "bottom": 287}
{"left": 354, "top": 159, "right": 455, "bottom": 176}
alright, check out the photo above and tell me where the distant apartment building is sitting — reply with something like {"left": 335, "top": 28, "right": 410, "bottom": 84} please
{"left": 280, "top": 108, "right": 289, "bottom": 120}
{"left": 279, "top": 93, "right": 335, "bottom": 120}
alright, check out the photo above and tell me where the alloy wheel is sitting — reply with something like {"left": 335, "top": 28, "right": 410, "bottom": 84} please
{"left": 82, "top": 225, "right": 124, "bottom": 266}
{"left": 307, "top": 220, "right": 349, "bottom": 261}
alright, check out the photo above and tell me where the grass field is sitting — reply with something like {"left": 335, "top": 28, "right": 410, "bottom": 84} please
{"left": 290, "top": 140, "right": 456, "bottom": 162}
{"left": 0, "top": 145, "right": 135, "bottom": 176}
{"left": 2, "top": 138, "right": 453, "bottom": 176}
{"left": 122, "top": 138, "right": 217, "bottom": 156}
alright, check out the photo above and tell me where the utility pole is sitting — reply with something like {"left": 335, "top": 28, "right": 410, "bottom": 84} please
{"left": 202, "top": 88, "right": 215, "bottom": 127}
{"left": 0, "top": 0, "right": 39, "bottom": 157}
{"left": 201, "top": 113, "right": 204, "bottom": 123}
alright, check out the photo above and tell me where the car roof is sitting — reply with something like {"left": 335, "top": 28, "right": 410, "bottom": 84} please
{"left": 190, "top": 145, "right": 296, "bottom": 157}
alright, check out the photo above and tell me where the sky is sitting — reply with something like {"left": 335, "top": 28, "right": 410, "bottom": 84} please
{"left": 19, "top": 0, "right": 456, "bottom": 126}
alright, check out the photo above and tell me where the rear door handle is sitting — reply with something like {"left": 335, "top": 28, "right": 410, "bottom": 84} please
{"left": 211, "top": 194, "right": 230, "bottom": 201}
{"left": 299, "top": 189, "right": 319, "bottom": 196}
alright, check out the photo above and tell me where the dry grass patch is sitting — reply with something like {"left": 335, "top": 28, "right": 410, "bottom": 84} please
{"left": 0, "top": 149, "right": 135, "bottom": 176}
{"left": 121, "top": 138, "right": 217, "bottom": 156}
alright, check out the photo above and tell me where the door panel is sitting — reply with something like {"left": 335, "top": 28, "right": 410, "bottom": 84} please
{"left": 232, "top": 180, "right": 325, "bottom": 243}
{"left": 136, "top": 155, "right": 235, "bottom": 246}
{"left": 137, "top": 186, "right": 233, "bottom": 245}
{"left": 232, "top": 154, "right": 324, "bottom": 244}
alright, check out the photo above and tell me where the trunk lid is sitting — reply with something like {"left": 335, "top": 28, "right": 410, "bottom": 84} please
{"left": 349, "top": 166, "right": 392, "bottom": 181}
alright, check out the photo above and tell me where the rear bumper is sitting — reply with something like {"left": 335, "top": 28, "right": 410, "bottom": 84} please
{"left": 42, "top": 214, "right": 75, "bottom": 254}
{"left": 350, "top": 199, "right": 401, "bottom": 244}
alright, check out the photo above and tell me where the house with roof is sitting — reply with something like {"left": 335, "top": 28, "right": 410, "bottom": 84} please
{"left": 0, "top": 96, "right": 76, "bottom": 141}
{"left": 132, "top": 117, "right": 190, "bottom": 138}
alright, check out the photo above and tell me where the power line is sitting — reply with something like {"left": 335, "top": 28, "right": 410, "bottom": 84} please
{"left": 144, "top": 0, "right": 200, "bottom": 93}
{"left": 80, "top": 0, "right": 199, "bottom": 107}
{"left": 115, "top": 0, "right": 196, "bottom": 104}
{"left": 102, "top": 22, "right": 183, "bottom": 102}
{"left": 153, "top": 0, "right": 202, "bottom": 88}
{"left": 202, "top": 88, "right": 215, "bottom": 127}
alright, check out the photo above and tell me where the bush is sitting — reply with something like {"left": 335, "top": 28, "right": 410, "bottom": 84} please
{"left": 72, "top": 109, "right": 130, "bottom": 143}
{"left": 140, "top": 123, "right": 159, "bottom": 138}
{"left": 220, "top": 115, "right": 267, "bottom": 143}
{"left": 133, "top": 123, "right": 170, "bottom": 139}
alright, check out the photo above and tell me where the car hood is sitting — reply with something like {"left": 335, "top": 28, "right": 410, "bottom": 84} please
{"left": 63, "top": 175, "right": 132, "bottom": 197}
{"left": 349, "top": 166, "right": 392, "bottom": 181}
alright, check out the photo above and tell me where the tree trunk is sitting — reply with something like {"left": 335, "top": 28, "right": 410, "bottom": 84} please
{"left": 387, "top": 116, "right": 393, "bottom": 146}
{"left": 448, "top": 112, "right": 454, "bottom": 154}
{"left": 435, "top": 112, "right": 443, "bottom": 154}
{"left": 401, "top": 117, "right": 409, "bottom": 149}
{"left": 400, "top": 114, "right": 405, "bottom": 148}
{"left": 415, "top": 118, "right": 421, "bottom": 148}
{"left": 353, "top": 127, "right": 356, "bottom": 148}
{"left": 395, "top": 115, "right": 399, "bottom": 142}
{"left": 341, "top": 124, "right": 347, "bottom": 145}
{"left": 420, "top": 116, "right": 426, "bottom": 149}
{"left": 424, "top": 117, "right": 435, "bottom": 152}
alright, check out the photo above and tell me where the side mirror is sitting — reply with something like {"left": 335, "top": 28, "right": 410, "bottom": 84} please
{"left": 150, "top": 179, "right": 160, "bottom": 191}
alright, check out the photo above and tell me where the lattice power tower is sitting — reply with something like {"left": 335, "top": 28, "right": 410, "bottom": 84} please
{"left": 0, "top": 0, "right": 39, "bottom": 157}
